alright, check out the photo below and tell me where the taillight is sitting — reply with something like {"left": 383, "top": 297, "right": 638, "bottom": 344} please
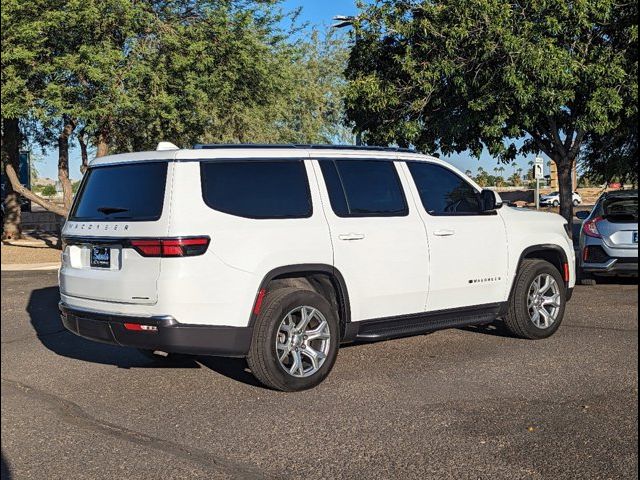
{"left": 582, "top": 217, "right": 603, "bottom": 238}
{"left": 130, "top": 237, "right": 210, "bottom": 257}
{"left": 124, "top": 323, "right": 158, "bottom": 332}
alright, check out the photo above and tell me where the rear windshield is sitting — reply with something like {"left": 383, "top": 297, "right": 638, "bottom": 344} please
{"left": 602, "top": 197, "right": 638, "bottom": 222}
{"left": 70, "top": 162, "right": 168, "bottom": 221}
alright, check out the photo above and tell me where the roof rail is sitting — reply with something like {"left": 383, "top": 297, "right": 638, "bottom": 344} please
{"left": 192, "top": 143, "right": 417, "bottom": 153}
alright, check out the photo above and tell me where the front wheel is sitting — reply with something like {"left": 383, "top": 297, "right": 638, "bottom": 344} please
{"left": 247, "top": 288, "right": 340, "bottom": 391}
{"left": 503, "top": 259, "right": 566, "bottom": 339}
{"left": 573, "top": 199, "right": 580, "bottom": 207}
{"left": 553, "top": 200, "right": 560, "bottom": 207}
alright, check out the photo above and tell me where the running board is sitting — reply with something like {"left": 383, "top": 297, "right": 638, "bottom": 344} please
{"left": 346, "top": 303, "right": 505, "bottom": 342}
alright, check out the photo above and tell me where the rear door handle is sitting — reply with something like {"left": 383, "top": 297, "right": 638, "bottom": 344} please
{"left": 433, "top": 229, "right": 456, "bottom": 237}
{"left": 338, "top": 233, "right": 365, "bottom": 241}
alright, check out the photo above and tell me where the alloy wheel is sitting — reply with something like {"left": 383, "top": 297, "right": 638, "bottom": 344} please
{"left": 275, "top": 306, "right": 331, "bottom": 378}
{"left": 527, "top": 274, "right": 562, "bottom": 329}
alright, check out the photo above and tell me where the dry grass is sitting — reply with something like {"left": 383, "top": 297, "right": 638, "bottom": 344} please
{"left": 1, "top": 240, "right": 62, "bottom": 265}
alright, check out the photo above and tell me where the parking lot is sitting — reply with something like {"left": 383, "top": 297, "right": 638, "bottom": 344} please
{"left": 1, "top": 270, "right": 638, "bottom": 479}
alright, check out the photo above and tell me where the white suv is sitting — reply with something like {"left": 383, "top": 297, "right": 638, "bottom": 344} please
{"left": 59, "top": 144, "right": 576, "bottom": 391}
{"left": 540, "top": 191, "right": 582, "bottom": 207}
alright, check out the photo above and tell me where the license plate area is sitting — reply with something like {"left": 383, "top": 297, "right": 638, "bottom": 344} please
{"left": 90, "top": 246, "right": 112, "bottom": 269}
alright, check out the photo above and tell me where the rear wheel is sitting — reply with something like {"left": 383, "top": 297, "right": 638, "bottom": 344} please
{"left": 247, "top": 288, "right": 340, "bottom": 391}
{"left": 553, "top": 200, "right": 560, "bottom": 207}
{"left": 573, "top": 199, "right": 580, "bottom": 207}
{"left": 503, "top": 259, "right": 566, "bottom": 339}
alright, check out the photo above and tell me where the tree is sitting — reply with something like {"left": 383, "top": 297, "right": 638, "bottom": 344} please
{"left": 2, "top": 1, "right": 349, "bottom": 231}
{"left": 1, "top": 0, "right": 52, "bottom": 237}
{"left": 345, "top": 0, "right": 638, "bottom": 231}
{"left": 580, "top": 113, "right": 638, "bottom": 187}
{"left": 41, "top": 184, "right": 57, "bottom": 197}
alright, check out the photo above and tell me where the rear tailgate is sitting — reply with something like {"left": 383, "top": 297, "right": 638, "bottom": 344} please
{"left": 599, "top": 220, "right": 639, "bottom": 250}
{"left": 60, "top": 161, "right": 172, "bottom": 305}
{"left": 600, "top": 196, "right": 638, "bottom": 250}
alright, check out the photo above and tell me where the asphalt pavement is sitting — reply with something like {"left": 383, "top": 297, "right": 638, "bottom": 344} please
{"left": 1, "top": 271, "right": 637, "bottom": 479}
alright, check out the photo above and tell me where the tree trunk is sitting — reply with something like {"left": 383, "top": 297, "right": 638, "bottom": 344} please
{"left": 78, "top": 128, "right": 89, "bottom": 174}
{"left": 95, "top": 130, "right": 109, "bottom": 158}
{"left": 1, "top": 118, "right": 22, "bottom": 240}
{"left": 3, "top": 161, "right": 68, "bottom": 217}
{"left": 58, "top": 117, "right": 76, "bottom": 211}
{"left": 555, "top": 156, "right": 575, "bottom": 238}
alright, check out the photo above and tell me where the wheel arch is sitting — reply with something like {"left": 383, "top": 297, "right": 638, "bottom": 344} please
{"left": 249, "top": 264, "right": 351, "bottom": 335}
{"left": 508, "top": 244, "right": 570, "bottom": 301}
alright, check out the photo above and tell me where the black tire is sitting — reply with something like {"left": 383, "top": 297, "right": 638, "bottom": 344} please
{"left": 553, "top": 200, "right": 560, "bottom": 207}
{"left": 247, "top": 288, "right": 340, "bottom": 392}
{"left": 503, "top": 259, "right": 567, "bottom": 339}
{"left": 578, "top": 268, "right": 597, "bottom": 286}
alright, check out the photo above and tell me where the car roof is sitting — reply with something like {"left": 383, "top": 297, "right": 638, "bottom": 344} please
{"left": 602, "top": 189, "right": 638, "bottom": 199}
{"left": 90, "top": 144, "right": 441, "bottom": 167}
{"left": 88, "top": 143, "right": 486, "bottom": 192}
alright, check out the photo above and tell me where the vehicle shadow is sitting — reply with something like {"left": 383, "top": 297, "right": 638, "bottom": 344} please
{"left": 459, "top": 321, "right": 518, "bottom": 338}
{"left": 197, "top": 357, "right": 266, "bottom": 388}
{"left": 1, "top": 452, "right": 11, "bottom": 480}
{"left": 27, "top": 286, "right": 201, "bottom": 369}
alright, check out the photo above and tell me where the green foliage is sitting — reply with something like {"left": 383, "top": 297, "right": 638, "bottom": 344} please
{"left": 345, "top": 0, "right": 637, "bottom": 223}
{"left": 346, "top": 0, "right": 636, "bottom": 160}
{"left": 2, "top": 1, "right": 349, "bottom": 154}
{"left": 580, "top": 113, "right": 638, "bottom": 186}
{"left": 41, "top": 184, "right": 56, "bottom": 197}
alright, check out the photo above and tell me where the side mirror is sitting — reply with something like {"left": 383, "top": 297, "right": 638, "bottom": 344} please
{"left": 480, "top": 189, "right": 501, "bottom": 211}
{"left": 575, "top": 210, "right": 590, "bottom": 220}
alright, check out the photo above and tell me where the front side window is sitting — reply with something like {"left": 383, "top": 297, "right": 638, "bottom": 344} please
{"left": 319, "top": 159, "right": 408, "bottom": 217}
{"left": 201, "top": 160, "right": 312, "bottom": 219}
{"left": 407, "top": 162, "right": 482, "bottom": 215}
{"left": 70, "top": 162, "right": 168, "bottom": 221}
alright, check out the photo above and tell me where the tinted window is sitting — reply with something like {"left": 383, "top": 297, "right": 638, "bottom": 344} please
{"left": 407, "top": 162, "right": 482, "bottom": 215}
{"left": 70, "top": 162, "right": 168, "bottom": 221}
{"left": 603, "top": 196, "right": 638, "bottom": 222}
{"left": 201, "top": 161, "right": 312, "bottom": 219}
{"left": 318, "top": 161, "right": 349, "bottom": 216}
{"left": 320, "top": 160, "right": 408, "bottom": 217}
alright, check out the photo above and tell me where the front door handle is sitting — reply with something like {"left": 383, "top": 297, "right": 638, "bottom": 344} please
{"left": 433, "top": 229, "right": 456, "bottom": 237}
{"left": 338, "top": 233, "right": 365, "bottom": 241}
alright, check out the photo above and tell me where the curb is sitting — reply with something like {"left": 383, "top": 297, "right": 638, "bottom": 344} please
{"left": 1, "top": 263, "right": 60, "bottom": 272}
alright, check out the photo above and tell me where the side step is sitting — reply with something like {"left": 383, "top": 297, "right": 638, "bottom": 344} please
{"left": 350, "top": 303, "right": 505, "bottom": 341}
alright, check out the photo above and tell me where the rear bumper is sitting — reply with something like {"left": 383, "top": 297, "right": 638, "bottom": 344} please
{"left": 582, "top": 258, "right": 638, "bottom": 275}
{"left": 59, "top": 303, "right": 253, "bottom": 357}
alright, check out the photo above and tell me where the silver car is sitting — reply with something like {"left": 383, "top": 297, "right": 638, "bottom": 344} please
{"left": 577, "top": 190, "right": 638, "bottom": 284}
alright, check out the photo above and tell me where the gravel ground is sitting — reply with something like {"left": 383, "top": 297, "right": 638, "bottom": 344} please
{"left": 1, "top": 271, "right": 637, "bottom": 480}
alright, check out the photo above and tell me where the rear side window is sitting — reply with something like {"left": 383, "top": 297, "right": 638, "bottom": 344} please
{"left": 201, "top": 161, "right": 312, "bottom": 219}
{"left": 319, "top": 160, "right": 408, "bottom": 217}
{"left": 70, "top": 162, "right": 168, "bottom": 221}
{"left": 407, "top": 162, "right": 482, "bottom": 215}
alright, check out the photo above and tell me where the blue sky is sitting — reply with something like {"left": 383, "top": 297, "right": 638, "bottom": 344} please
{"left": 38, "top": 0, "right": 541, "bottom": 180}
{"left": 283, "top": 0, "right": 359, "bottom": 27}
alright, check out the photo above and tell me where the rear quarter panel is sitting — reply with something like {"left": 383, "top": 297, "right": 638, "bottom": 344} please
{"left": 162, "top": 160, "right": 333, "bottom": 327}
